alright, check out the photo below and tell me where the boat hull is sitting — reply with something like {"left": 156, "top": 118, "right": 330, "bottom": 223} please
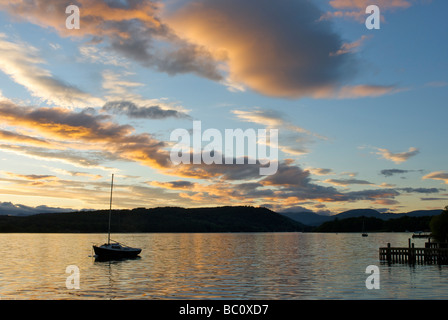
{"left": 93, "top": 245, "right": 141, "bottom": 259}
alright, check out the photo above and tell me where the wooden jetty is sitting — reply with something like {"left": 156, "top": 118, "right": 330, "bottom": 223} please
{"left": 379, "top": 239, "right": 448, "bottom": 265}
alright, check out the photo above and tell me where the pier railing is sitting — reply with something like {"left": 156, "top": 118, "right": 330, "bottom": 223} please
{"left": 379, "top": 242, "right": 448, "bottom": 264}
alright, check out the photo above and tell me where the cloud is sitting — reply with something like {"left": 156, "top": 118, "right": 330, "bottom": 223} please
{"left": 380, "top": 169, "right": 424, "bottom": 177}
{"left": 167, "top": 155, "right": 268, "bottom": 181}
{"left": 0, "top": 101, "right": 172, "bottom": 170}
{"left": 78, "top": 45, "right": 130, "bottom": 68}
{"left": 308, "top": 168, "right": 334, "bottom": 176}
{"left": 398, "top": 187, "right": 444, "bottom": 194}
{"left": 330, "top": 85, "right": 402, "bottom": 99}
{"left": 421, "top": 197, "right": 448, "bottom": 201}
{"left": 329, "top": 0, "right": 411, "bottom": 10}
{"left": 165, "top": 0, "right": 395, "bottom": 99}
{"left": 168, "top": 159, "right": 406, "bottom": 207}
{"left": 0, "top": 34, "right": 103, "bottom": 108}
{"left": 0, "top": 129, "right": 54, "bottom": 148}
{"left": 0, "top": 0, "right": 223, "bottom": 81}
{"left": 330, "top": 35, "right": 371, "bottom": 56}
{"left": 2, "top": 171, "right": 57, "bottom": 181}
{"left": 0, "top": 144, "right": 113, "bottom": 170}
{"left": 0, "top": 175, "right": 200, "bottom": 211}
{"left": 0, "top": 0, "right": 400, "bottom": 99}
{"left": 101, "top": 70, "right": 191, "bottom": 117}
{"left": 49, "top": 168, "right": 103, "bottom": 180}
{"left": 324, "top": 0, "right": 412, "bottom": 22}
{"left": 149, "top": 180, "right": 196, "bottom": 190}
{"left": 423, "top": 171, "right": 448, "bottom": 185}
{"left": 323, "top": 178, "right": 375, "bottom": 186}
{"left": 375, "top": 147, "right": 420, "bottom": 164}
{"left": 103, "top": 100, "right": 190, "bottom": 120}
{"left": 232, "top": 108, "right": 325, "bottom": 156}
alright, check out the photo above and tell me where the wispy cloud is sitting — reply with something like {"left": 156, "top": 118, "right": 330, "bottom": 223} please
{"left": 380, "top": 169, "right": 424, "bottom": 177}
{"left": 0, "top": 34, "right": 103, "bottom": 108}
{"left": 232, "top": 108, "right": 325, "bottom": 156}
{"left": 323, "top": 0, "right": 412, "bottom": 22}
{"left": 103, "top": 100, "right": 191, "bottom": 120}
{"left": 323, "top": 178, "right": 375, "bottom": 187}
{"left": 423, "top": 171, "right": 448, "bottom": 185}
{"left": 330, "top": 35, "right": 371, "bottom": 56}
{"left": 375, "top": 147, "right": 420, "bottom": 164}
{"left": 101, "top": 70, "right": 191, "bottom": 118}
{"left": 0, "top": 129, "right": 54, "bottom": 148}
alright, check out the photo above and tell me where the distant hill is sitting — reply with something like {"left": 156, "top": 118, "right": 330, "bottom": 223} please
{"left": 279, "top": 211, "right": 332, "bottom": 227}
{"left": 279, "top": 208, "right": 443, "bottom": 226}
{"left": 0, "top": 206, "right": 306, "bottom": 233}
{"left": 314, "top": 215, "right": 434, "bottom": 233}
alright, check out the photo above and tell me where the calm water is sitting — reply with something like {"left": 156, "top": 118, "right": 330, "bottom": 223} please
{"left": 0, "top": 232, "right": 447, "bottom": 300}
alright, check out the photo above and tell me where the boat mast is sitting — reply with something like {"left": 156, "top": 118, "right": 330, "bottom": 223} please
{"left": 107, "top": 173, "right": 114, "bottom": 245}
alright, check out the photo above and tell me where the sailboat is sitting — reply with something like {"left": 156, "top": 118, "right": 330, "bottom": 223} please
{"left": 362, "top": 218, "right": 368, "bottom": 237}
{"left": 93, "top": 174, "right": 142, "bottom": 259}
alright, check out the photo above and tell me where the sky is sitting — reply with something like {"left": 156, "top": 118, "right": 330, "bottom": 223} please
{"left": 0, "top": 0, "right": 447, "bottom": 216}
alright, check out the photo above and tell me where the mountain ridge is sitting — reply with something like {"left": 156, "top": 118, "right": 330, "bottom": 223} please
{"left": 0, "top": 206, "right": 307, "bottom": 233}
{"left": 279, "top": 208, "right": 443, "bottom": 226}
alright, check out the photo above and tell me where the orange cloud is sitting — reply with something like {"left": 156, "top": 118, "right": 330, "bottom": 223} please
{"left": 324, "top": 0, "right": 412, "bottom": 22}
{"left": 329, "top": 0, "right": 411, "bottom": 10}
{"left": 375, "top": 147, "right": 420, "bottom": 164}
{"left": 423, "top": 171, "right": 448, "bottom": 185}
{"left": 330, "top": 35, "right": 371, "bottom": 56}
{"left": 0, "top": 0, "right": 161, "bottom": 38}
{"left": 0, "top": 101, "right": 171, "bottom": 171}
{"left": 0, "top": 0, "right": 222, "bottom": 81}
{"left": 165, "top": 0, "right": 400, "bottom": 99}
{"left": 0, "top": 129, "right": 54, "bottom": 148}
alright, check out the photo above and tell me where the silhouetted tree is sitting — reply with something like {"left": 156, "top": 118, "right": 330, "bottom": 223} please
{"left": 430, "top": 206, "right": 448, "bottom": 243}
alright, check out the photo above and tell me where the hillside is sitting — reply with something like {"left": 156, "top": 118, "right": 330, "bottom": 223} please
{"left": 314, "top": 215, "right": 433, "bottom": 233}
{"left": 0, "top": 206, "right": 306, "bottom": 233}
{"left": 279, "top": 208, "right": 443, "bottom": 226}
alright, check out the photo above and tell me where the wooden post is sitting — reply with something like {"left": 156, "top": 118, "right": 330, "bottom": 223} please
{"left": 410, "top": 243, "right": 415, "bottom": 264}
{"left": 387, "top": 243, "right": 391, "bottom": 263}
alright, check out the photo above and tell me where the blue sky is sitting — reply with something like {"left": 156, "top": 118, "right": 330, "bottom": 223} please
{"left": 0, "top": 0, "right": 446, "bottom": 215}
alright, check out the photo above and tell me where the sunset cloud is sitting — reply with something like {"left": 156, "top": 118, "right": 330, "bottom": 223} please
{"left": 324, "top": 0, "right": 412, "bottom": 22}
{"left": 330, "top": 35, "right": 371, "bottom": 56}
{"left": 423, "top": 171, "right": 448, "bottom": 185}
{"left": 375, "top": 147, "right": 420, "bottom": 164}
{"left": 323, "top": 178, "right": 375, "bottom": 187}
{"left": 164, "top": 0, "right": 400, "bottom": 99}
{"left": 0, "top": 129, "right": 54, "bottom": 148}
{"left": 0, "top": 1, "right": 400, "bottom": 100}
{"left": 0, "top": 0, "right": 222, "bottom": 81}
{"left": 165, "top": 0, "right": 358, "bottom": 99}
{"left": 0, "top": 101, "right": 172, "bottom": 170}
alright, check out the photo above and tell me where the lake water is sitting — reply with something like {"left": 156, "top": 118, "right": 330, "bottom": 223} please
{"left": 0, "top": 232, "right": 447, "bottom": 300}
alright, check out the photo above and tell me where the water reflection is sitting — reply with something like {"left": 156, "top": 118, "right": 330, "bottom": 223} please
{"left": 94, "top": 256, "right": 142, "bottom": 263}
{"left": 0, "top": 233, "right": 447, "bottom": 299}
